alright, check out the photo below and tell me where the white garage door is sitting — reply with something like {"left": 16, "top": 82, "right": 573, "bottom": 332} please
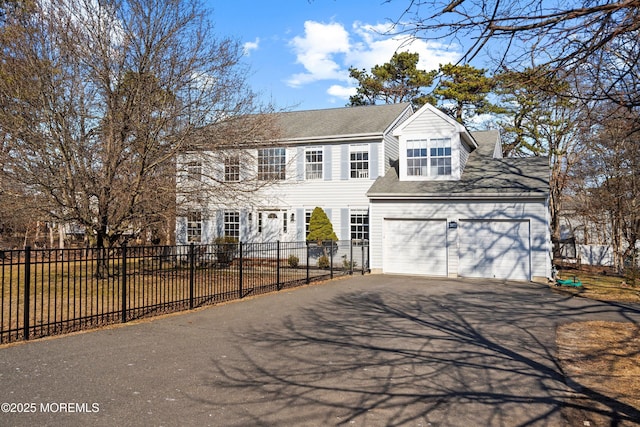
{"left": 383, "top": 219, "right": 447, "bottom": 276}
{"left": 459, "top": 220, "right": 530, "bottom": 280}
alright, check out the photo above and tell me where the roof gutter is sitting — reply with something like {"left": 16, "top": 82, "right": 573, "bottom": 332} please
{"left": 367, "top": 192, "right": 549, "bottom": 201}
{"left": 277, "top": 132, "right": 385, "bottom": 145}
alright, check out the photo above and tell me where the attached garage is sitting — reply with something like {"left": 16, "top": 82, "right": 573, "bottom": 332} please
{"left": 383, "top": 219, "right": 447, "bottom": 276}
{"left": 366, "top": 108, "right": 551, "bottom": 282}
{"left": 458, "top": 220, "right": 531, "bottom": 280}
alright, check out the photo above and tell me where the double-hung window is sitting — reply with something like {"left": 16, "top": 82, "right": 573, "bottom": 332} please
{"left": 187, "top": 211, "right": 202, "bottom": 242}
{"left": 224, "top": 156, "right": 240, "bottom": 182}
{"left": 350, "top": 146, "right": 369, "bottom": 178}
{"left": 430, "top": 138, "right": 452, "bottom": 176}
{"left": 224, "top": 211, "right": 240, "bottom": 239}
{"left": 406, "top": 138, "right": 452, "bottom": 177}
{"left": 187, "top": 161, "right": 202, "bottom": 181}
{"left": 406, "top": 139, "right": 428, "bottom": 176}
{"left": 258, "top": 148, "right": 286, "bottom": 181}
{"left": 305, "top": 148, "right": 323, "bottom": 180}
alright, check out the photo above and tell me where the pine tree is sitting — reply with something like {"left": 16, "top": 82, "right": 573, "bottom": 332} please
{"left": 306, "top": 207, "right": 338, "bottom": 268}
{"left": 306, "top": 207, "right": 338, "bottom": 243}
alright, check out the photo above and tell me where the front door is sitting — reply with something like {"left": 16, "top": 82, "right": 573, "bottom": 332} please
{"left": 263, "top": 211, "right": 281, "bottom": 242}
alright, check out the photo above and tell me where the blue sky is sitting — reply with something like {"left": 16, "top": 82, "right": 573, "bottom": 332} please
{"left": 207, "top": 0, "right": 465, "bottom": 111}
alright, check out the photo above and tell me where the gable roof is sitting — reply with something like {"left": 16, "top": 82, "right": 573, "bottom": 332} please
{"left": 274, "top": 103, "right": 412, "bottom": 143}
{"left": 393, "top": 103, "right": 478, "bottom": 150}
{"left": 367, "top": 130, "right": 549, "bottom": 199}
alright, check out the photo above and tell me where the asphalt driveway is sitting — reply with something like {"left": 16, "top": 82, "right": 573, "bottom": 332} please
{"left": 1, "top": 275, "right": 639, "bottom": 426}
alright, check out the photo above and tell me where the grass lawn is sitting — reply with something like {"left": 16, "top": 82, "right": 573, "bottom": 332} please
{"left": 554, "top": 269, "right": 640, "bottom": 425}
{"left": 555, "top": 269, "right": 640, "bottom": 303}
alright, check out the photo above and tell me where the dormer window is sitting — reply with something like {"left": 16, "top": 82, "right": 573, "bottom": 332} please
{"left": 407, "top": 139, "right": 428, "bottom": 176}
{"left": 430, "top": 138, "right": 452, "bottom": 176}
{"left": 406, "top": 138, "right": 452, "bottom": 177}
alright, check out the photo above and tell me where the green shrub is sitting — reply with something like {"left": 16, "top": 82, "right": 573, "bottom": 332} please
{"left": 318, "top": 255, "right": 330, "bottom": 269}
{"left": 288, "top": 254, "right": 299, "bottom": 268}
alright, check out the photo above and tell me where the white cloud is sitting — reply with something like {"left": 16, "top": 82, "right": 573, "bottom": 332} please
{"left": 327, "top": 84, "right": 357, "bottom": 98}
{"left": 286, "top": 20, "right": 462, "bottom": 101}
{"left": 286, "top": 21, "right": 350, "bottom": 87}
{"left": 243, "top": 38, "right": 260, "bottom": 56}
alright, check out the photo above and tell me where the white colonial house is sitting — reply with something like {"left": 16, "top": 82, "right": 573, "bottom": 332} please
{"left": 176, "top": 102, "right": 551, "bottom": 281}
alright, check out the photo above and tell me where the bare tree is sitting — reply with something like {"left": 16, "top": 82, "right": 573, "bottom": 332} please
{"left": 389, "top": 0, "right": 640, "bottom": 109}
{"left": 496, "top": 67, "right": 586, "bottom": 254}
{"left": 572, "top": 103, "right": 640, "bottom": 275}
{"left": 0, "top": 0, "right": 276, "bottom": 255}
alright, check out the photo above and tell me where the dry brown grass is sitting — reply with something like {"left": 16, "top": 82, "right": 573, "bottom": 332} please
{"left": 557, "top": 321, "right": 640, "bottom": 426}
{"left": 554, "top": 270, "right": 640, "bottom": 425}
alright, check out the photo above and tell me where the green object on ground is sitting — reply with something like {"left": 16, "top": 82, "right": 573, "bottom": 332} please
{"left": 556, "top": 277, "right": 583, "bottom": 287}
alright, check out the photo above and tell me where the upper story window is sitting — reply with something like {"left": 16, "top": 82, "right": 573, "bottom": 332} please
{"left": 407, "top": 139, "right": 428, "bottom": 176}
{"left": 305, "top": 148, "right": 323, "bottom": 180}
{"left": 430, "top": 138, "right": 452, "bottom": 176}
{"left": 224, "top": 156, "right": 240, "bottom": 182}
{"left": 350, "top": 146, "right": 369, "bottom": 179}
{"left": 406, "top": 138, "right": 452, "bottom": 177}
{"left": 258, "top": 147, "right": 286, "bottom": 181}
{"left": 187, "top": 211, "right": 202, "bottom": 242}
{"left": 187, "top": 161, "right": 202, "bottom": 181}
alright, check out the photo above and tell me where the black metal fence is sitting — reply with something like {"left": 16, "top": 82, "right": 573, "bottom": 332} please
{"left": 0, "top": 240, "right": 369, "bottom": 344}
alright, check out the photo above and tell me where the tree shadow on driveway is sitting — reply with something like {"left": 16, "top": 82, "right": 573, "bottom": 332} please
{"left": 198, "top": 281, "right": 640, "bottom": 426}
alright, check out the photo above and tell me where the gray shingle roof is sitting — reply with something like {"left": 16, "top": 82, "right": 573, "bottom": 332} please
{"left": 274, "top": 103, "right": 412, "bottom": 141}
{"left": 367, "top": 130, "right": 550, "bottom": 199}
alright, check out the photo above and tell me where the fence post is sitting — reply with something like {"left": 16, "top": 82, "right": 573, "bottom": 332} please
{"left": 306, "top": 241, "right": 310, "bottom": 284}
{"left": 350, "top": 239, "right": 354, "bottom": 275}
{"left": 189, "top": 243, "right": 195, "bottom": 309}
{"left": 121, "top": 243, "right": 127, "bottom": 323}
{"left": 23, "top": 246, "right": 31, "bottom": 340}
{"left": 238, "top": 242, "right": 243, "bottom": 298}
{"left": 330, "top": 241, "right": 334, "bottom": 280}
{"left": 276, "top": 241, "right": 281, "bottom": 291}
{"left": 362, "top": 241, "right": 366, "bottom": 275}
